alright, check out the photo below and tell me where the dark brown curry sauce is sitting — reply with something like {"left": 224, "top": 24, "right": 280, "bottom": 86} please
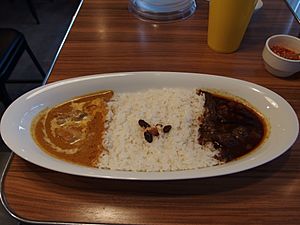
{"left": 197, "top": 90, "right": 268, "bottom": 162}
{"left": 31, "top": 91, "right": 113, "bottom": 167}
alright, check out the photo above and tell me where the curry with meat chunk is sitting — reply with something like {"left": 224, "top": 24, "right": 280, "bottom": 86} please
{"left": 198, "top": 90, "right": 268, "bottom": 162}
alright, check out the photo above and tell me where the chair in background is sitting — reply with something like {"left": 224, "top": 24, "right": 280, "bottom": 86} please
{"left": 0, "top": 28, "right": 46, "bottom": 106}
{"left": 26, "top": 0, "right": 40, "bottom": 24}
{"left": 9, "top": 0, "right": 43, "bottom": 24}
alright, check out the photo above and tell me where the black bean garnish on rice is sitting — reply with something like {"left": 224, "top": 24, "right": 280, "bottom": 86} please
{"left": 144, "top": 131, "right": 153, "bottom": 143}
{"left": 138, "top": 119, "right": 150, "bottom": 128}
{"left": 163, "top": 125, "right": 172, "bottom": 133}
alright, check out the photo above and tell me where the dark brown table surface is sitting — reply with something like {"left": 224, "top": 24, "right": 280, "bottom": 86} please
{"left": 1, "top": 0, "right": 300, "bottom": 224}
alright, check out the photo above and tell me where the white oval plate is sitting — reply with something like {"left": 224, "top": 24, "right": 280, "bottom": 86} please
{"left": 1, "top": 72, "right": 298, "bottom": 180}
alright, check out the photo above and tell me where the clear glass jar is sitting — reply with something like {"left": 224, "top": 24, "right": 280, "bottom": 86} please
{"left": 128, "top": 0, "right": 197, "bottom": 22}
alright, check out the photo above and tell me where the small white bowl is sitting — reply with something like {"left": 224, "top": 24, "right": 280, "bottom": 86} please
{"left": 262, "top": 34, "right": 300, "bottom": 77}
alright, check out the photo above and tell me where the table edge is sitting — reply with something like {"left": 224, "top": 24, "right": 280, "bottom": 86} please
{"left": 0, "top": 154, "right": 109, "bottom": 225}
{"left": 0, "top": 0, "right": 86, "bottom": 224}
{"left": 43, "top": 0, "right": 85, "bottom": 85}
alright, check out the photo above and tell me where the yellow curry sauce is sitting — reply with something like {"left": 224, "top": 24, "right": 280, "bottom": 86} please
{"left": 31, "top": 91, "right": 113, "bottom": 167}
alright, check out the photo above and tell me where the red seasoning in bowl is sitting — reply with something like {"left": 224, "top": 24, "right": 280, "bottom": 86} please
{"left": 270, "top": 45, "right": 300, "bottom": 60}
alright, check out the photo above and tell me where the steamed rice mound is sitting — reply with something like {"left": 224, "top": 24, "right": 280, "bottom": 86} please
{"left": 99, "top": 88, "right": 220, "bottom": 172}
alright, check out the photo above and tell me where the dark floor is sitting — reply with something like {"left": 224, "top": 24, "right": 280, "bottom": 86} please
{"left": 0, "top": 0, "right": 80, "bottom": 224}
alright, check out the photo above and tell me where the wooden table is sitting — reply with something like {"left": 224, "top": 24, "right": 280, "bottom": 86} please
{"left": 1, "top": 0, "right": 300, "bottom": 224}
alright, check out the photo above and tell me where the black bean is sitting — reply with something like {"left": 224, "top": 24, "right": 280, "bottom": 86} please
{"left": 138, "top": 119, "right": 150, "bottom": 128}
{"left": 144, "top": 131, "right": 153, "bottom": 143}
{"left": 163, "top": 125, "right": 172, "bottom": 133}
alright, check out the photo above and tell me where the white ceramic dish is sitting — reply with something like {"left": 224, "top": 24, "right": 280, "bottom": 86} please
{"left": 1, "top": 72, "right": 298, "bottom": 180}
{"left": 262, "top": 34, "right": 300, "bottom": 77}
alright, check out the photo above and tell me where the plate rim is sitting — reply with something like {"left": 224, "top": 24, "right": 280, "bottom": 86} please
{"left": 1, "top": 71, "right": 299, "bottom": 180}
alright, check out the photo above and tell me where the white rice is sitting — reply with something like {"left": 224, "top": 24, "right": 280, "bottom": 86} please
{"left": 98, "top": 88, "right": 220, "bottom": 172}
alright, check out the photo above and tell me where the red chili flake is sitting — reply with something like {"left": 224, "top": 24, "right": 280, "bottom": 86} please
{"left": 148, "top": 127, "right": 159, "bottom": 136}
{"left": 270, "top": 45, "right": 299, "bottom": 60}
